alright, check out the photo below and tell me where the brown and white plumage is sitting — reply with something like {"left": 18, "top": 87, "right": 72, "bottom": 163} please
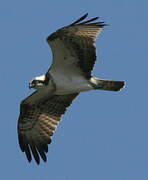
{"left": 47, "top": 13, "right": 105, "bottom": 79}
{"left": 18, "top": 93, "right": 78, "bottom": 164}
{"left": 18, "top": 13, "right": 125, "bottom": 164}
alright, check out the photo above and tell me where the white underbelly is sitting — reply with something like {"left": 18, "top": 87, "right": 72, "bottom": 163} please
{"left": 51, "top": 73, "right": 93, "bottom": 95}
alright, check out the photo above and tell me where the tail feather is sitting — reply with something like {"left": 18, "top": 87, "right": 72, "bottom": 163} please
{"left": 90, "top": 77, "right": 125, "bottom": 91}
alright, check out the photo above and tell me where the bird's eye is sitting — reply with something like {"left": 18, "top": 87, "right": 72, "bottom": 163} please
{"left": 30, "top": 80, "right": 36, "bottom": 85}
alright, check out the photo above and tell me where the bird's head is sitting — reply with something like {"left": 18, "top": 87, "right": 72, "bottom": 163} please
{"left": 29, "top": 74, "right": 50, "bottom": 89}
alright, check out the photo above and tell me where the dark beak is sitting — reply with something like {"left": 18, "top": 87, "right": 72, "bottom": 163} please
{"left": 29, "top": 82, "right": 34, "bottom": 89}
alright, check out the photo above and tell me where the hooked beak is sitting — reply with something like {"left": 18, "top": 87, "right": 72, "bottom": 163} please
{"left": 29, "top": 82, "right": 35, "bottom": 89}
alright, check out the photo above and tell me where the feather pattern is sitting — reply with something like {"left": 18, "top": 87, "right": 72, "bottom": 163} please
{"left": 17, "top": 14, "right": 124, "bottom": 164}
{"left": 18, "top": 93, "right": 78, "bottom": 164}
{"left": 47, "top": 14, "right": 106, "bottom": 78}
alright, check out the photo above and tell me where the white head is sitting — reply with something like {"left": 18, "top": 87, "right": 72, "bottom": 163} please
{"left": 29, "top": 74, "right": 50, "bottom": 89}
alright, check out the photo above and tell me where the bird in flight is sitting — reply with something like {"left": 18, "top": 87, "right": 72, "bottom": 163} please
{"left": 18, "top": 13, "right": 125, "bottom": 164}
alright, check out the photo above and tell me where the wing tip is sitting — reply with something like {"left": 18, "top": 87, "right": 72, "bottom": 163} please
{"left": 47, "top": 32, "right": 57, "bottom": 42}
{"left": 94, "top": 21, "right": 108, "bottom": 27}
{"left": 46, "top": 13, "right": 107, "bottom": 42}
{"left": 69, "top": 13, "right": 106, "bottom": 27}
{"left": 24, "top": 144, "right": 49, "bottom": 164}
{"left": 19, "top": 138, "right": 49, "bottom": 164}
{"left": 69, "top": 13, "right": 88, "bottom": 26}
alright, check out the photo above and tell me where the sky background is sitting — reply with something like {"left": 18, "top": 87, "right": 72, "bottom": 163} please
{"left": 0, "top": 0, "right": 148, "bottom": 179}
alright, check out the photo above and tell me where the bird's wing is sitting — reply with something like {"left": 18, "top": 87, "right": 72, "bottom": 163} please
{"left": 18, "top": 91, "right": 78, "bottom": 164}
{"left": 47, "top": 13, "right": 106, "bottom": 79}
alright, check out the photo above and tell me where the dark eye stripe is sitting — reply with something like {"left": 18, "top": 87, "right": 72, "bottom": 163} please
{"left": 37, "top": 80, "right": 44, "bottom": 83}
{"left": 44, "top": 74, "right": 50, "bottom": 85}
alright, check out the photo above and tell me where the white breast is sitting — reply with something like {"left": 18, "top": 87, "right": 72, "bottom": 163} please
{"left": 51, "top": 73, "right": 92, "bottom": 95}
{"left": 50, "top": 70, "right": 93, "bottom": 95}
{"left": 48, "top": 38, "right": 93, "bottom": 95}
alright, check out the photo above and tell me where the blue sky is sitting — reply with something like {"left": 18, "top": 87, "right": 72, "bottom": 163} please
{"left": 0, "top": 0, "right": 148, "bottom": 179}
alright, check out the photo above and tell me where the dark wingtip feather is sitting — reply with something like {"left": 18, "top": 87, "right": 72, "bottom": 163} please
{"left": 30, "top": 145, "right": 40, "bottom": 165}
{"left": 25, "top": 146, "right": 32, "bottom": 162}
{"left": 94, "top": 21, "right": 108, "bottom": 27}
{"left": 20, "top": 140, "right": 49, "bottom": 164}
{"left": 18, "top": 135, "right": 25, "bottom": 152}
{"left": 37, "top": 146, "right": 47, "bottom": 162}
{"left": 69, "top": 13, "right": 88, "bottom": 26}
{"left": 18, "top": 135, "right": 33, "bottom": 163}
{"left": 79, "top": 16, "right": 99, "bottom": 25}
{"left": 42, "top": 144, "right": 48, "bottom": 153}
{"left": 69, "top": 14, "right": 107, "bottom": 28}
{"left": 40, "top": 153, "right": 47, "bottom": 162}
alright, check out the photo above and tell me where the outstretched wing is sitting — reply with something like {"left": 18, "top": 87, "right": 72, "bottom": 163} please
{"left": 47, "top": 13, "right": 106, "bottom": 79}
{"left": 18, "top": 92, "right": 78, "bottom": 164}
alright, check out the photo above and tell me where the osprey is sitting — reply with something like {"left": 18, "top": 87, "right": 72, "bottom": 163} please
{"left": 18, "top": 13, "right": 125, "bottom": 164}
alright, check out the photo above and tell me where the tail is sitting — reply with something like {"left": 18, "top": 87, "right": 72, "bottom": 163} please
{"left": 90, "top": 77, "right": 125, "bottom": 91}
